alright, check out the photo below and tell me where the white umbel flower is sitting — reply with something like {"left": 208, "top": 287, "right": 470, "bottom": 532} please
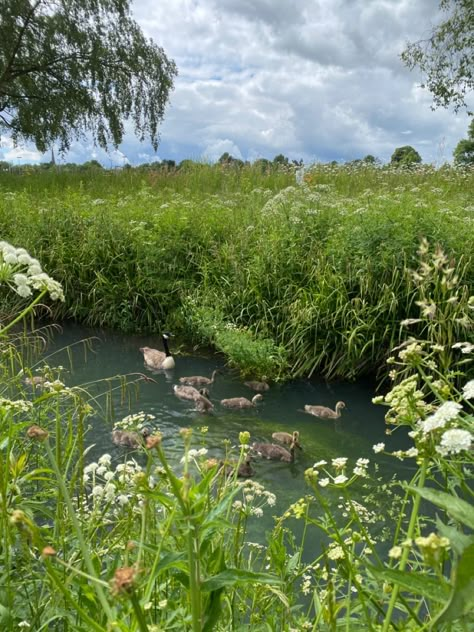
{"left": 436, "top": 429, "right": 472, "bottom": 456}
{"left": 462, "top": 380, "right": 474, "bottom": 400}
{"left": 420, "top": 402, "right": 462, "bottom": 433}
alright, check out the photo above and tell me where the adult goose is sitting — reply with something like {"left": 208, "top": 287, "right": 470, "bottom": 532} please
{"left": 272, "top": 430, "right": 302, "bottom": 450}
{"left": 179, "top": 370, "right": 219, "bottom": 387}
{"left": 140, "top": 333, "right": 175, "bottom": 370}
{"left": 220, "top": 394, "right": 263, "bottom": 409}
{"left": 304, "top": 401, "right": 346, "bottom": 420}
{"left": 112, "top": 427, "right": 150, "bottom": 448}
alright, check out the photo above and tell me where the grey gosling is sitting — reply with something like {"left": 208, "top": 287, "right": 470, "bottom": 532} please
{"left": 179, "top": 370, "right": 219, "bottom": 387}
{"left": 251, "top": 438, "right": 298, "bottom": 463}
{"left": 244, "top": 377, "right": 270, "bottom": 392}
{"left": 272, "top": 430, "right": 303, "bottom": 450}
{"left": 220, "top": 456, "right": 254, "bottom": 478}
{"left": 304, "top": 401, "right": 346, "bottom": 419}
{"left": 24, "top": 376, "right": 47, "bottom": 387}
{"left": 173, "top": 384, "right": 209, "bottom": 402}
{"left": 139, "top": 333, "right": 175, "bottom": 370}
{"left": 193, "top": 392, "right": 214, "bottom": 413}
{"left": 220, "top": 394, "right": 263, "bottom": 409}
{"left": 112, "top": 427, "right": 150, "bottom": 448}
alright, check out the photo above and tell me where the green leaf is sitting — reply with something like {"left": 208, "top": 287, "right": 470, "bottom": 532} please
{"left": 201, "top": 569, "right": 282, "bottom": 592}
{"left": 436, "top": 516, "right": 474, "bottom": 556}
{"left": 369, "top": 566, "right": 449, "bottom": 602}
{"left": 408, "top": 486, "right": 474, "bottom": 530}
{"left": 432, "top": 543, "right": 474, "bottom": 626}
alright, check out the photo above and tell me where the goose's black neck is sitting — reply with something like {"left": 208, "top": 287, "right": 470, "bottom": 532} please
{"left": 162, "top": 336, "right": 171, "bottom": 357}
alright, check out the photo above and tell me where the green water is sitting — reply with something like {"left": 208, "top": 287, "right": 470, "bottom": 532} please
{"left": 43, "top": 322, "right": 413, "bottom": 533}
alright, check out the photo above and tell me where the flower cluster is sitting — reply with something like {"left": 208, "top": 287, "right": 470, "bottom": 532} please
{"left": 0, "top": 241, "right": 64, "bottom": 301}
{"left": 113, "top": 411, "right": 156, "bottom": 433}
{"left": 309, "top": 456, "right": 370, "bottom": 488}
{"left": 232, "top": 479, "right": 276, "bottom": 518}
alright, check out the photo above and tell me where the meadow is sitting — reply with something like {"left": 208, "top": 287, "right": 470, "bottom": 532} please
{"left": 0, "top": 162, "right": 473, "bottom": 380}
{"left": 0, "top": 164, "right": 473, "bottom": 630}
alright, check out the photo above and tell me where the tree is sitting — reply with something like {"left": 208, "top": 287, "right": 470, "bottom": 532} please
{"left": 0, "top": 0, "right": 177, "bottom": 153}
{"left": 401, "top": 0, "right": 474, "bottom": 112}
{"left": 390, "top": 146, "right": 422, "bottom": 166}
{"left": 453, "top": 118, "right": 474, "bottom": 164}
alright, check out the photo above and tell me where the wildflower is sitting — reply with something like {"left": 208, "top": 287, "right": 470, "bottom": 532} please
{"left": 158, "top": 599, "right": 168, "bottom": 608}
{"left": 333, "top": 475, "right": 348, "bottom": 485}
{"left": 98, "top": 454, "right": 112, "bottom": 467}
{"left": 319, "top": 478, "right": 330, "bottom": 487}
{"left": 452, "top": 342, "right": 474, "bottom": 354}
{"left": 18, "top": 622, "right": 31, "bottom": 629}
{"left": 301, "top": 573, "right": 312, "bottom": 595}
{"left": 117, "top": 495, "right": 129, "bottom": 506}
{"left": 239, "top": 431, "right": 250, "bottom": 445}
{"left": 388, "top": 546, "right": 402, "bottom": 559}
{"left": 436, "top": 429, "right": 472, "bottom": 455}
{"left": 313, "top": 460, "right": 327, "bottom": 469}
{"left": 462, "top": 380, "right": 474, "bottom": 400}
{"left": 373, "top": 443, "right": 385, "bottom": 453}
{"left": 327, "top": 545, "right": 344, "bottom": 560}
{"left": 332, "top": 457, "right": 348, "bottom": 469}
{"left": 92, "top": 485, "right": 104, "bottom": 498}
{"left": 252, "top": 507, "right": 263, "bottom": 517}
{"left": 420, "top": 401, "right": 462, "bottom": 433}
{"left": 405, "top": 447, "right": 419, "bottom": 458}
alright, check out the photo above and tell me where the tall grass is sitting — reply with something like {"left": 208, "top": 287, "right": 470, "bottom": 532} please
{"left": 0, "top": 162, "right": 473, "bottom": 380}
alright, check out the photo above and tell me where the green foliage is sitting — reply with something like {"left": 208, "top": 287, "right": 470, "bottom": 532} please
{"left": 453, "top": 118, "right": 474, "bottom": 164}
{"left": 0, "top": 0, "right": 177, "bottom": 152}
{"left": 390, "top": 145, "right": 422, "bottom": 166}
{"left": 0, "top": 162, "right": 473, "bottom": 381}
{"left": 0, "top": 243, "right": 474, "bottom": 630}
{"left": 401, "top": 0, "right": 474, "bottom": 112}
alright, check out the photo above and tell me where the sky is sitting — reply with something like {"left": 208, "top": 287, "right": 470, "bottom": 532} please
{"left": 1, "top": 0, "right": 472, "bottom": 167}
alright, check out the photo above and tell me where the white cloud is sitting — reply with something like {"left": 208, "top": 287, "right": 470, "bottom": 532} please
{"left": 0, "top": 0, "right": 471, "bottom": 166}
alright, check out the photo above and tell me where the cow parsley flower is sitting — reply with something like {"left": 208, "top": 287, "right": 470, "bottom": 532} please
{"left": 372, "top": 443, "right": 385, "bottom": 453}
{"left": 462, "top": 380, "right": 474, "bottom": 400}
{"left": 420, "top": 402, "right": 462, "bottom": 433}
{"left": 436, "top": 429, "right": 472, "bottom": 456}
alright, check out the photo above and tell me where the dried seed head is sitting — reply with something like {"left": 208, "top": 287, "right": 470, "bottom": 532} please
{"left": 111, "top": 566, "right": 137, "bottom": 597}
{"left": 26, "top": 425, "right": 49, "bottom": 442}
{"left": 145, "top": 434, "right": 162, "bottom": 450}
{"left": 41, "top": 546, "right": 57, "bottom": 558}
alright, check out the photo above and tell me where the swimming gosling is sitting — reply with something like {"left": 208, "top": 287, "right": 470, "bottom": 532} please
{"left": 272, "top": 430, "right": 303, "bottom": 450}
{"left": 112, "top": 427, "right": 150, "bottom": 448}
{"left": 304, "top": 401, "right": 346, "bottom": 420}
{"left": 251, "top": 439, "right": 297, "bottom": 463}
{"left": 179, "top": 370, "right": 219, "bottom": 387}
{"left": 220, "top": 456, "right": 254, "bottom": 478}
{"left": 139, "top": 333, "right": 175, "bottom": 370}
{"left": 220, "top": 394, "right": 263, "bottom": 409}
{"left": 244, "top": 377, "right": 270, "bottom": 392}
{"left": 173, "top": 384, "right": 208, "bottom": 402}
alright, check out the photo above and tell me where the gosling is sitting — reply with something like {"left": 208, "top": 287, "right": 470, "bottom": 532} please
{"left": 220, "top": 394, "right": 263, "bottom": 409}
{"left": 251, "top": 439, "right": 297, "bottom": 463}
{"left": 244, "top": 377, "right": 270, "bottom": 392}
{"left": 272, "top": 430, "right": 303, "bottom": 450}
{"left": 112, "top": 427, "right": 150, "bottom": 448}
{"left": 179, "top": 370, "right": 219, "bottom": 387}
{"left": 304, "top": 401, "right": 346, "bottom": 420}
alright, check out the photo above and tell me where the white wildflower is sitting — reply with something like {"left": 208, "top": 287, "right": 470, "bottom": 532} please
{"left": 436, "top": 429, "right": 472, "bottom": 456}
{"left": 333, "top": 474, "right": 348, "bottom": 485}
{"left": 420, "top": 401, "right": 462, "bottom": 433}
{"left": 388, "top": 546, "right": 402, "bottom": 559}
{"left": 313, "top": 460, "right": 327, "bottom": 469}
{"left": 332, "top": 457, "right": 348, "bottom": 469}
{"left": 373, "top": 443, "right": 385, "bottom": 453}
{"left": 462, "top": 380, "right": 474, "bottom": 400}
{"left": 319, "top": 478, "right": 330, "bottom": 487}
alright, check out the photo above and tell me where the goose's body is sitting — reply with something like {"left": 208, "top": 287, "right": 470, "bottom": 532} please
{"left": 220, "top": 394, "right": 263, "bottom": 409}
{"left": 140, "top": 334, "right": 175, "bottom": 370}
{"left": 173, "top": 384, "right": 203, "bottom": 402}
{"left": 179, "top": 370, "right": 218, "bottom": 387}
{"left": 244, "top": 379, "right": 270, "bottom": 392}
{"left": 194, "top": 393, "right": 214, "bottom": 413}
{"left": 112, "top": 428, "right": 150, "bottom": 448}
{"left": 220, "top": 456, "right": 254, "bottom": 478}
{"left": 304, "top": 401, "right": 346, "bottom": 419}
{"left": 251, "top": 442, "right": 295, "bottom": 463}
{"left": 272, "top": 430, "right": 302, "bottom": 450}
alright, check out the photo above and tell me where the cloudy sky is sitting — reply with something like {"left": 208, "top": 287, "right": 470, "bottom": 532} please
{"left": 1, "top": 0, "right": 472, "bottom": 166}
